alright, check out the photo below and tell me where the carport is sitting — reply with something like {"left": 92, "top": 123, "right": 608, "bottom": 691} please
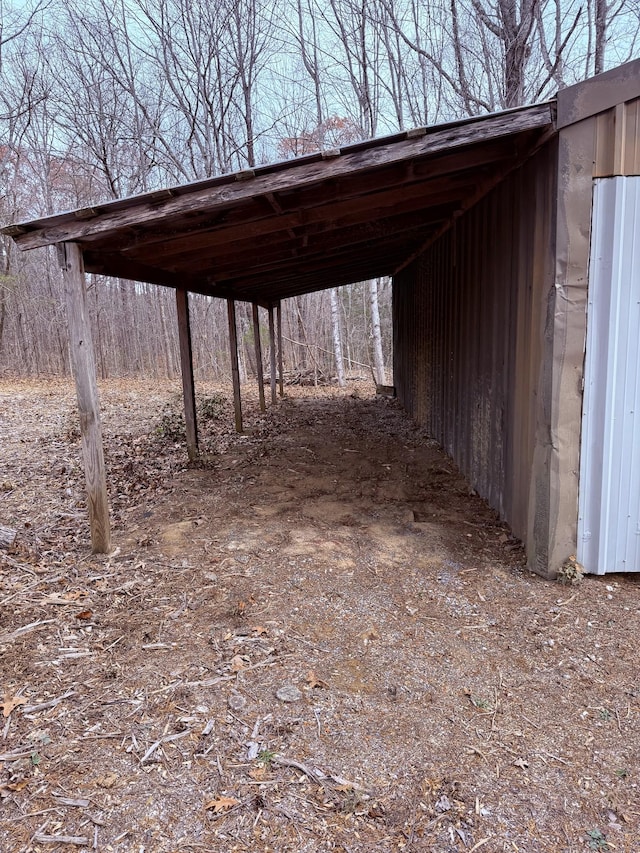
{"left": 4, "top": 59, "right": 640, "bottom": 577}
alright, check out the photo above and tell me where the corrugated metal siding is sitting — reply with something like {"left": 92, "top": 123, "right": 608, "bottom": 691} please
{"left": 393, "top": 143, "right": 557, "bottom": 542}
{"left": 578, "top": 176, "right": 640, "bottom": 573}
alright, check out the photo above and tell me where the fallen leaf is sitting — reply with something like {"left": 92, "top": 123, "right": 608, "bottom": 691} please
{"left": 359, "top": 627, "right": 380, "bottom": 643}
{"left": 306, "top": 670, "right": 329, "bottom": 689}
{"left": 204, "top": 795, "right": 240, "bottom": 812}
{"left": 1, "top": 693, "right": 27, "bottom": 718}
{"left": 64, "top": 590, "right": 88, "bottom": 601}
{"left": 230, "top": 655, "right": 249, "bottom": 673}
{"left": 95, "top": 773, "right": 118, "bottom": 789}
{"left": 39, "top": 592, "right": 90, "bottom": 605}
{"left": 249, "top": 766, "right": 267, "bottom": 781}
{"left": 5, "top": 778, "right": 29, "bottom": 792}
{"left": 75, "top": 610, "right": 93, "bottom": 620}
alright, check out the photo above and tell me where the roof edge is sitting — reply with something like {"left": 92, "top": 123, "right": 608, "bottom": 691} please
{"left": 556, "top": 58, "right": 640, "bottom": 130}
{"left": 1, "top": 100, "right": 555, "bottom": 243}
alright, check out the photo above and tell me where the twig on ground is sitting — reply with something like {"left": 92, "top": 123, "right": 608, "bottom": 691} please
{"left": 469, "top": 838, "right": 492, "bottom": 852}
{"left": 0, "top": 749, "right": 35, "bottom": 761}
{"left": 0, "top": 619, "right": 55, "bottom": 644}
{"left": 615, "top": 707, "right": 623, "bottom": 733}
{"left": 272, "top": 755, "right": 365, "bottom": 792}
{"left": 21, "top": 689, "right": 76, "bottom": 715}
{"left": 52, "top": 795, "right": 90, "bottom": 807}
{"left": 465, "top": 744, "right": 490, "bottom": 763}
{"left": 287, "top": 632, "right": 331, "bottom": 653}
{"left": 536, "top": 750, "right": 570, "bottom": 765}
{"left": 140, "top": 728, "right": 192, "bottom": 765}
{"left": 186, "top": 655, "right": 283, "bottom": 687}
{"left": 246, "top": 714, "right": 271, "bottom": 760}
{"left": 34, "top": 835, "right": 89, "bottom": 846}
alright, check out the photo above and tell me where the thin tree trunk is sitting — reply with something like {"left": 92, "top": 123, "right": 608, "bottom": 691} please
{"left": 252, "top": 303, "right": 266, "bottom": 411}
{"left": 594, "top": 0, "right": 607, "bottom": 74}
{"left": 277, "top": 300, "right": 284, "bottom": 396}
{"left": 159, "top": 294, "right": 174, "bottom": 378}
{"left": 369, "top": 278, "right": 386, "bottom": 385}
{"left": 227, "top": 299, "right": 243, "bottom": 432}
{"left": 268, "top": 303, "right": 277, "bottom": 404}
{"left": 330, "top": 287, "right": 346, "bottom": 387}
{"left": 176, "top": 288, "right": 199, "bottom": 459}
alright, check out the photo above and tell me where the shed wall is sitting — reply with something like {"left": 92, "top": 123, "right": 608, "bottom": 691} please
{"left": 578, "top": 177, "right": 640, "bottom": 573}
{"left": 393, "top": 142, "right": 557, "bottom": 552}
{"left": 542, "top": 94, "right": 640, "bottom": 576}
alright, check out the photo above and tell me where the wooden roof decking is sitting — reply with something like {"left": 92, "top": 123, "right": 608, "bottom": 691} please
{"left": 3, "top": 102, "right": 555, "bottom": 303}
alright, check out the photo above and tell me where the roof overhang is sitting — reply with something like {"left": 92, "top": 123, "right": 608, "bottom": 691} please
{"left": 3, "top": 101, "right": 556, "bottom": 304}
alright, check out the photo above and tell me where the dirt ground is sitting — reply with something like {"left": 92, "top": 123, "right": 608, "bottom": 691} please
{"left": 0, "top": 378, "right": 639, "bottom": 853}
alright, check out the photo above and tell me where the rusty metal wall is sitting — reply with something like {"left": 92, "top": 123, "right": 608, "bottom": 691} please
{"left": 393, "top": 142, "right": 557, "bottom": 543}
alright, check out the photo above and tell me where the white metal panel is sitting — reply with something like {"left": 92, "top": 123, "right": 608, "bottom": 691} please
{"left": 578, "top": 176, "right": 640, "bottom": 573}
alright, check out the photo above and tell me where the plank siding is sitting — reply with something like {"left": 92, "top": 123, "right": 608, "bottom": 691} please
{"left": 393, "top": 143, "right": 557, "bottom": 548}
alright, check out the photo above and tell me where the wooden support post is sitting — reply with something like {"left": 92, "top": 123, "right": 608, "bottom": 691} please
{"left": 252, "top": 303, "right": 266, "bottom": 412}
{"left": 268, "top": 303, "right": 277, "bottom": 405}
{"left": 59, "top": 242, "right": 111, "bottom": 554}
{"left": 175, "top": 288, "right": 198, "bottom": 460}
{"left": 227, "top": 299, "right": 243, "bottom": 432}
{"left": 276, "top": 300, "right": 284, "bottom": 397}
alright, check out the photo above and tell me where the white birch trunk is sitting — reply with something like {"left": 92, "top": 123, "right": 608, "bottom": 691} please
{"left": 330, "top": 287, "right": 346, "bottom": 387}
{"left": 369, "top": 278, "right": 386, "bottom": 385}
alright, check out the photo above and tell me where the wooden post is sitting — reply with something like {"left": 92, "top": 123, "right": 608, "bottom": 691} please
{"left": 276, "top": 300, "right": 284, "bottom": 397}
{"left": 175, "top": 288, "right": 198, "bottom": 460}
{"left": 252, "top": 303, "right": 266, "bottom": 412}
{"left": 227, "top": 299, "right": 243, "bottom": 432}
{"left": 59, "top": 242, "right": 111, "bottom": 554}
{"left": 268, "top": 303, "right": 277, "bottom": 405}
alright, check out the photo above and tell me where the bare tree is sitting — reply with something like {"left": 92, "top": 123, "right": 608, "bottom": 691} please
{"left": 330, "top": 287, "right": 346, "bottom": 386}
{"left": 2, "top": 0, "right": 637, "bottom": 382}
{"left": 369, "top": 278, "right": 386, "bottom": 385}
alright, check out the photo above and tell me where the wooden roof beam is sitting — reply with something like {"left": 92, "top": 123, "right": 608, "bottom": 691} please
{"left": 222, "top": 235, "right": 413, "bottom": 291}
{"left": 123, "top": 177, "right": 476, "bottom": 266}
{"left": 78, "top": 141, "right": 519, "bottom": 258}
{"left": 180, "top": 215, "right": 445, "bottom": 278}
{"left": 265, "top": 192, "right": 298, "bottom": 241}
{"left": 233, "top": 261, "right": 400, "bottom": 301}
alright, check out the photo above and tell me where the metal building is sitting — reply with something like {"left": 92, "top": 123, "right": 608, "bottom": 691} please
{"left": 392, "top": 61, "right": 640, "bottom": 576}
{"left": 3, "top": 60, "right": 640, "bottom": 577}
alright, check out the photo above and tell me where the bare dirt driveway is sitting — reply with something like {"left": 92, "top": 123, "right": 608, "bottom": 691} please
{"left": 1, "top": 379, "right": 639, "bottom": 853}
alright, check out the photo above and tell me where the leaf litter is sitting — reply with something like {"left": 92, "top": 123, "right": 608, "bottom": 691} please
{"left": 1, "top": 377, "right": 639, "bottom": 851}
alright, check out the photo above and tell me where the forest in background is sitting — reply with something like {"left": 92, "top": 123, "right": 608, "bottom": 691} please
{"left": 0, "top": 0, "right": 638, "bottom": 381}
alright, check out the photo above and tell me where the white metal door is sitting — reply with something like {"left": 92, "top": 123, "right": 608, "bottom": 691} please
{"left": 578, "top": 176, "right": 640, "bottom": 574}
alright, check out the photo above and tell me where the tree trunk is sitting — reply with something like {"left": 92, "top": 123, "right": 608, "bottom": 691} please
{"left": 176, "top": 288, "right": 199, "bottom": 460}
{"left": 159, "top": 294, "right": 175, "bottom": 378}
{"left": 330, "top": 287, "right": 346, "bottom": 387}
{"left": 227, "top": 299, "right": 244, "bottom": 432}
{"left": 369, "top": 278, "right": 386, "bottom": 385}
{"left": 594, "top": 0, "right": 607, "bottom": 75}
